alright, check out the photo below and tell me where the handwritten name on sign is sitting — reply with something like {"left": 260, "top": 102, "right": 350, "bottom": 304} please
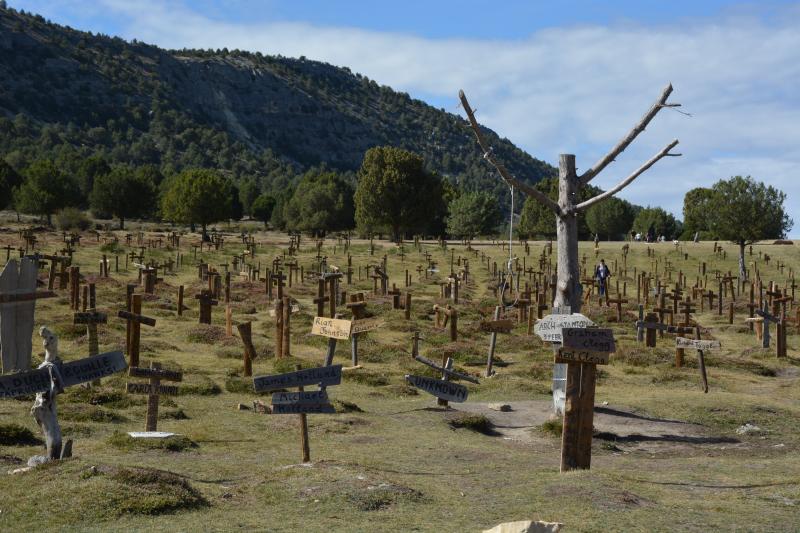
{"left": 271, "top": 402, "right": 336, "bottom": 414}
{"left": 480, "top": 319, "right": 514, "bottom": 333}
{"left": 60, "top": 351, "right": 128, "bottom": 387}
{"left": 533, "top": 313, "right": 595, "bottom": 343}
{"left": 405, "top": 374, "right": 468, "bottom": 403}
{"left": 271, "top": 390, "right": 329, "bottom": 405}
{"left": 555, "top": 349, "right": 610, "bottom": 365}
{"left": 351, "top": 318, "right": 384, "bottom": 335}
{"left": 253, "top": 365, "right": 343, "bottom": 393}
{"left": 0, "top": 368, "right": 50, "bottom": 397}
{"left": 126, "top": 383, "right": 180, "bottom": 396}
{"left": 561, "top": 328, "right": 616, "bottom": 353}
{"left": 0, "top": 351, "right": 128, "bottom": 398}
{"left": 675, "top": 338, "right": 721, "bottom": 350}
{"left": 311, "top": 317, "right": 352, "bottom": 339}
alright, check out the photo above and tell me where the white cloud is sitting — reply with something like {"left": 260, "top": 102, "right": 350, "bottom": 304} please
{"left": 18, "top": 0, "right": 800, "bottom": 236}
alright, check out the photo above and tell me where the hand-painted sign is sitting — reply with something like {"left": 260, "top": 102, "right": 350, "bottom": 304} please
{"left": 675, "top": 338, "right": 721, "bottom": 350}
{"left": 561, "top": 328, "right": 616, "bottom": 353}
{"left": 253, "top": 365, "right": 342, "bottom": 393}
{"left": 405, "top": 374, "right": 468, "bottom": 403}
{"left": 534, "top": 313, "right": 595, "bottom": 343}
{"left": 311, "top": 317, "right": 352, "bottom": 339}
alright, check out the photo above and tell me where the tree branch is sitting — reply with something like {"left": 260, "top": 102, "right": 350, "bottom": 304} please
{"left": 458, "top": 90, "right": 562, "bottom": 216}
{"left": 575, "top": 139, "right": 680, "bottom": 212}
{"left": 579, "top": 83, "right": 676, "bottom": 186}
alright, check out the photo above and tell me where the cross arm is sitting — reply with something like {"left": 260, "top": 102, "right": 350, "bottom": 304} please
{"left": 579, "top": 83, "right": 678, "bottom": 185}
{"left": 575, "top": 139, "right": 680, "bottom": 212}
{"left": 458, "top": 90, "right": 562, "bottom": 216}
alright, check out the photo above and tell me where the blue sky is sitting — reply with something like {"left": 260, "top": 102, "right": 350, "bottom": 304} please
{"left": 10, "top": 1, "right": 800, "bottom": 237}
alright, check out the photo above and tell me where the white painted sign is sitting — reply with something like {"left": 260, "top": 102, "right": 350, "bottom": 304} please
{"left": 534, "top": 313, "right": 595, "bottom": 343}
{"left": 675, "top": 338, "right": 721, "bottom": 350}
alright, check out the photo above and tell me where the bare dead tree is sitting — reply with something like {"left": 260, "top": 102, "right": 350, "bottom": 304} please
{"left": 459, "top": 84, "right": 681, "bottom": 313}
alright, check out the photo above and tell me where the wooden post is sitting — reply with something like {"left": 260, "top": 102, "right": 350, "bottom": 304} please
{"left": 237, "top": 322, "right": 255, "bottom": 377}
{"left": 145, "top": 362, "right": 161, "bottom": 431}
{"left": 275, "top": 298, "right": 284, "bottom": 359}
{"left": 225, "top": 305, "right": 233, "bottom": 337}
{"left": 130, "top": 295, "right": 142, "bottom": 368}
{"left": 177, "top": 285, "right": 184, "bottom": 316}
{"left": 297, "top": 364, "right": 311, "bottom": 463}
{"left": 282, "top": 296, "right": 291, "bottom": 358}
{"left": 485, "top": 306, "right": 501, "bottom": 377}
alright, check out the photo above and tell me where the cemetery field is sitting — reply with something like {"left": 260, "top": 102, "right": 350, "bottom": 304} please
{"left": 0, "top": 222, "right": 799, "bottom": 532}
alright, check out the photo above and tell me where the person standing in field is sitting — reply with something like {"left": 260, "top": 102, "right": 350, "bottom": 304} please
{"left": 595, "top": 258, "right": 611, "bottom": 297}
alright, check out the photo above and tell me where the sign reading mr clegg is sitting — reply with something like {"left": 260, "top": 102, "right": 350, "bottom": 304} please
{"left": 561, "top": 328, "right": 616, "bottom": 353}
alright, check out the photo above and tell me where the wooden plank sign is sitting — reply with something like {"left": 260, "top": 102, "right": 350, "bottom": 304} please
{"left": 253, "top": 365, "right": 343, "bottom": 393}
{"left": 534, "top": 313, "right": 595, "bottom": 343}
{"left": 350, "top": 318, "right": 384, "bottom": 335}
{"left": 271, "top": 390, "right": 329, "bottom": 404}
{"left": 480, "top": 319, "right": 514, "bottom": 333}
{"left": 0, "top": 350, "right": 127, "bottom": 398}
{"left": 555, "top": 349, "right": 610, "bottom": 365}
{"left": 561, "top": 328, "right": 616, "bottom": 353}
{"left": 0, "top": 367, "right": 51, "bottom": 397}
{"left": 60, "top": 351, "right": 128, "bottom": 387}
{"left": 311, "top": 317, "right": 352, "bottom": 339}
{"left": 271, "top": 402, "right": 336, "bottom": 414}
{"left": 675, "top": 338, "right": 721, "bottom": 350}
{"left": 405, "top": 374, "right": 468, "bottom": 403}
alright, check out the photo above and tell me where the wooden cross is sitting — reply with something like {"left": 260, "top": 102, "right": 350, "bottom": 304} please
{"left": 253, "top": 363, "right": 341, "bottom": 463}
{"left": 0, "top": 344, "right": 127, "bottom": 460}
{"left": 1, "top": 258, "right": 56, "bottom": 372}
{"left": 678, "top": 299, "right": 696, "bottom": 327}
{"left": 313, "top": 279, "right": 330, "bottom": 318}
{"left": 195, "top": 289, "right": 218, "bottom": 324}
{"left": 556, "top": 327, "right": 616, "bottom": 471}
{"left": 406, "top": 332, "right": 478, "bottom": 408}
{"left": 117, "top": 295, "right": 156, "bottom": 367}
{"left": 127, "top": 362, "right": 183, "bottom": 432}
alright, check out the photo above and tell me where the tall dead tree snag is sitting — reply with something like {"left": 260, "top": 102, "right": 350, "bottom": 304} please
{"left": 459, "top": 84, "right": 681, "bottom": 312}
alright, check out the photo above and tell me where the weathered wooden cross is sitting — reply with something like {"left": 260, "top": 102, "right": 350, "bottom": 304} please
{"left": 118, "top": 295, "right": 156, "bottom": 368}
{"left": 127, "top": 362, "right": 183, "bottom": 432}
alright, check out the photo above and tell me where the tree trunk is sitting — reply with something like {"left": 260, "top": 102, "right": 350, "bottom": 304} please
{"left": 47, "top": 213, "right": 52, "bottom": 226}
{"left": 119, "top": 217, "right": 125, "bottom": 230}
{"left": 738, "top": 242, "right": 747, "bottom": 280}
{"left": 554, "top": 154, "right": 582, "bottom": 313}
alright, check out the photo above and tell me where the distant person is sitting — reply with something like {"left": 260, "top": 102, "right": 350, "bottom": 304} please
{"left": 595, "top": 259, "right": 611, "bottom": 297}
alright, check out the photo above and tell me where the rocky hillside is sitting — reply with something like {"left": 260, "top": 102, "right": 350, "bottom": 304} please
{"left": 0, "top": 6, "right": 554, "bottom": 199}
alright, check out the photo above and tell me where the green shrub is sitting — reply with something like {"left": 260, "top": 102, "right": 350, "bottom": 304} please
{"left": 55, "top": 207, "right": 91, "bottom": 231}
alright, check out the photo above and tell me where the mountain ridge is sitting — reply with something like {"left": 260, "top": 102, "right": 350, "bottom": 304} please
{"left": 0, "top": 6, "right": 555, "bottom": 202}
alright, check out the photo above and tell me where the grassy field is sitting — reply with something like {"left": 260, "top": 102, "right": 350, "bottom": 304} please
{"left": 0, "top": 218, "right": 798, "bottom": 532}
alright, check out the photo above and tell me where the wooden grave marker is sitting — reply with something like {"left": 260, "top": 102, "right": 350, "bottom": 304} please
{"left": 405, "top": 332, "right": 479, "bottom": 407}
{"left": 127, "top": 362, "right": 183, "bottom": 433}
{"left": 0, "top": 326, "right": 126, "bottom": 463}
{"left": 675, "top": 329, "right": 717, "bottom": 393}
{"left": 252, "top": 364, "right": 342, "bottom": 462}
{"left": 0, "top": 258, "right": 56, "bottom": 372}
{"left": 117, "top": 295, "right": 156, "bottom": 368}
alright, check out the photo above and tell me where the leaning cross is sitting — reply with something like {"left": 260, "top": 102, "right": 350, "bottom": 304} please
{"left": 127, "top": 362, "right": 183, "bottom": 432}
